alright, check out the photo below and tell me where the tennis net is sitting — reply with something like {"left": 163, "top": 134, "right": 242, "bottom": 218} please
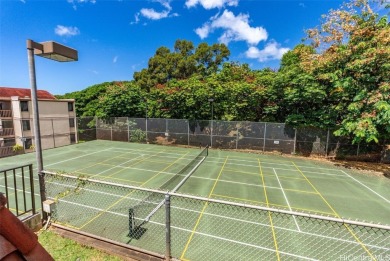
{"left": 129, "top": 146, "right": 209, "bottom": 236}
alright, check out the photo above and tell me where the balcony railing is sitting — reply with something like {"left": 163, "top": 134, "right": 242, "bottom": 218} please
{"left": 0, "top": 110, "right": 12, "bottom": 118}
{"left": 0, "top": 128, "right": 14, "bottom": 137}
{"left": 0, "top": 146, "right": 14, "bottom": 157}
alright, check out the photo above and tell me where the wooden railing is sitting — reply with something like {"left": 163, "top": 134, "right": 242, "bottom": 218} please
{"left": 0, "top": 146, "right": 14, "bottom": 157}
{"left": 0, "top": 128, "right": 14, "bottom": 137}
{"left": 0, "top": 110, "right": 12, "bottom": 118}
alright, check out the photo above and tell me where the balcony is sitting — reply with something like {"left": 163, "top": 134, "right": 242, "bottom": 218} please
{"left": 0, "top": 146, "right": 14, "bottom": 158}
{"left": 0, "top": 128, "right": 14, "bottom": 137}
{"left": 0, "top": 110, "right": 12, "bottom": 118}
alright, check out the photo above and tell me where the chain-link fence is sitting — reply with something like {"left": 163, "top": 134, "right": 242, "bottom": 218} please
{"left": 43, "top": 171, "right": 390, "bottom": 261}
{"left": 81, "top": 117, "right": 384, "bottom": 159}
{"left": 0, "top": 116, "right": 385, "bottom": 159}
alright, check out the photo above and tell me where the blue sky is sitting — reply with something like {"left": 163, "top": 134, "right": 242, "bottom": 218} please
{"left": 0, "top": 0, "right": 347, "bottom": 95}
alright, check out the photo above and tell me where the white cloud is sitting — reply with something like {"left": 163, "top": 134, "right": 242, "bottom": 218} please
{"left": 195, "top": 10, "right": 268, "bottom": 46}
{"left": 245, "top": 41, "right": 289, "bottom": 62}
{"left": 195, "top": 24, "right": 211, "bottom": 39}
{"left": 20, "top": 0, "right": 26, "bottom": 3}
{"left": 186, "top": 0, "right": 238, "bottom": 9}
{"left": 67, "top": 0, "right": 96, "bottom": 10}
{"left": 299, "top": 2, "right": 306, "bottom": 8}
{"left": 133, "top": 0, "right": 177, "bottom": 23}
{"left": 140, "top": 8, "right": 170, "bottom": 20}
{"left": 113, "top": 56, "right": 118, "bottom": 63}
{"left": 54, "top": 25, "right": 80, "bottom": 37}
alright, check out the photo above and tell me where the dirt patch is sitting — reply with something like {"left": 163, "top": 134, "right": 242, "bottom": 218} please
{"left": 332, "top": 160, "right": 390, "bottom": 178}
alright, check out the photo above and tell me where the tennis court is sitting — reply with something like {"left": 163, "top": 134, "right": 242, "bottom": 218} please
{"left": 1, "top": 140, "right": 389, "bottom": 260}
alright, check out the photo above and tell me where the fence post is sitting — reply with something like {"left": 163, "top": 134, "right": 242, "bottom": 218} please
{"left": 293, "top": 128, "right": 297, "bottom": 154}
{"left": 325, "top": 129, "right": 330, "bottom": 157}
{"left": 187, "top": 120, "right": 190, "bottom": 146}
{"left": 145, "top": 117, "right": 148, "bottom": 143}
{"left": 29, "top": 164, "right": 36, "bottom": 214}
{"left": 165, "top": 194, "right": 171, "bottom": 261}
{"left": 111, "top": 125, "right": 113, "bottom": 141}
{"left": 263, "top": 123, "right": 267, "bottom": 152}
{"left": 236, "top": 125, "right": 239, "bottom": 150}
{"left": 51, "top": 119, "right": 56, "bottom": 148}
{"left": 127, "top": 117, "right": 130, "bottom": 142}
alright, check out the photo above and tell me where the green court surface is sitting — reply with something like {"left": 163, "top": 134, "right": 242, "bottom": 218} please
{"left": 1, "top": 140, "right": 389, "bottom": 260}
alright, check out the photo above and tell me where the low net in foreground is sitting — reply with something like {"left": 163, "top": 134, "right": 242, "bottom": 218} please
{"left": 43, "top": 171, "right": 390, "bottom": 261}
{"left": 129, "top": 145, "right": 208, "bottom": 238}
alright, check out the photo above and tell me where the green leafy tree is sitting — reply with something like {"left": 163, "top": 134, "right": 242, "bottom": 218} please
{"left": 304, "top": 0, "right": 390, "bottom": 144}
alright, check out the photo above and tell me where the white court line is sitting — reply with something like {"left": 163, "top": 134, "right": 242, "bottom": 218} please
{"left": 3, "top": 166, "right": 284, "bottom": 193}
{"left": 340, "top": 170, "right": 390, "bottom": 204}
{"left": 44, "top": 147, "right": 113, "bottom": 168}
{"left": 273, "top": 168, "right": 300, "bottom": 231}
{"left": 213, "top": 160, "right": 345, "bottom": 178}
{"left": 88, "top": 153, "right": 147, "bottom": 177}
{"left": 208, "top": 156, "right": 343, "bottom": 172}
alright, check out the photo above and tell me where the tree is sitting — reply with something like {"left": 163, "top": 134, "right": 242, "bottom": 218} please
{"left": 303, "top": 0, "right": 390, "bottom": 144}
{"left": 133, "top": 40, "right": 230, "bottom": 91}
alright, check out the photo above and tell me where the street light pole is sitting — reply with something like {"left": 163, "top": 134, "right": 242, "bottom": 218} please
{"left": 27, "top": 43, "right": 45, "bottom": 211}
{"left": 26, "top": 39, "right": 78, "bottom": 221}
{"left": 208, "top": 98, "right": 214, "bottom": 147}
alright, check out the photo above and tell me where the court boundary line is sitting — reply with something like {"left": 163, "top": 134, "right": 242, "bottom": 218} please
{"left": 340, "top": 170, "right": 390, "bottom": 204}
{"left": 292, "top": 161, "right": 376, "bottom": 261}
{"left": 210, "top": 193, "right": 334, "bottom": 216}
{"left": 208, "top": 155, "right": 344, "bottom": 172}
{"left": 180, "top": 156, "right": 229, "bottom": 260}
{"left": 258, "top": 159, "right": 280, "bottom": 261}
{"left": 273, "top": 168, "right": 300, "bottom": 231}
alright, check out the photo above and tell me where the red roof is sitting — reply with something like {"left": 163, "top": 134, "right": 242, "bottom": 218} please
{"left": 0, "top": 87, "right": 56, "bottom": 100}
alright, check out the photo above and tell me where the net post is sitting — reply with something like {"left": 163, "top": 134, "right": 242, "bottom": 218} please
{"left": 165, "top": 194, "right": 171, "bottom": 261}
{"left": 128, "top": 208, "right": 135, "bottom": 237}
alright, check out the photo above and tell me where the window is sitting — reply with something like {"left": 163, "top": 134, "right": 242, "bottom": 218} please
{"left": 68, "top": 102, "right": 74, "bottom": 112}
{"left": 69, "top": 118, "right": 75, "bottom": 128}
{"left": 21, "top": 101, "right": 29, "bottom": 112}
{"left": 2, "top": 120, "right": 13, "bottom": 129}
{"left": 22, "top": 120, "right": 31, "bottom": 131}
{"left": 24, "top": 138, "right": 32, "bottom": 149}
{"left": 70, "top": 134, "right": 76, "bottom": 144}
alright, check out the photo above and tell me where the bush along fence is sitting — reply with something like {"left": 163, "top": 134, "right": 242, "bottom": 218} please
{"left": 77, "top": 117, "right": 384, "bottom": 160}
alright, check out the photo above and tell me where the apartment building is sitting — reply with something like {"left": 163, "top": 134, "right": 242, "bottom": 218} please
{"left": 0, "top": 87, "right": 77, "bottom": 158}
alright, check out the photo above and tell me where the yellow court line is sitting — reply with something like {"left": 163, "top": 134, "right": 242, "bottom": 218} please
{"left": 258, "top": 159, "right": 280, "bottom": 261}
{"left": 292, "top": 161, "right": 376, "bottom": 260}
{"left": 212, "top": 193, "right": 335, "bottom": 216}
{"left": 227, "top": 155, "right": 294, "bottom": 164}
{"left": 211, "top": 193, "right": 268, "bottom": 205}
{"left": 78, "top": 151, "right": 191, "bottom": 230}
{"left": 180, "top": 156, "right": 229, "bottom": 260}
{"left": 283, "top": 188, "right": 319, "bottom": 195}
{"left": 55, "top": 150, "right": 168, "bottom": 203}
{"left": 93, "top": 150, "right": 168, "bottom": 180}
{"left": 74, "top": 171, "right": 144, "bottom": 184}
{"left": 223, "top": 166, "right": 307, "bottom": 181}
{"left": 72, "top": 148, "right": 142, "bottom": 173}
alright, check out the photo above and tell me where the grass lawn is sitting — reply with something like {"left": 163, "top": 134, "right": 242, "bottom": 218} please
{"left": 38, "top": 229, "right": 124, "bottom": 261}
